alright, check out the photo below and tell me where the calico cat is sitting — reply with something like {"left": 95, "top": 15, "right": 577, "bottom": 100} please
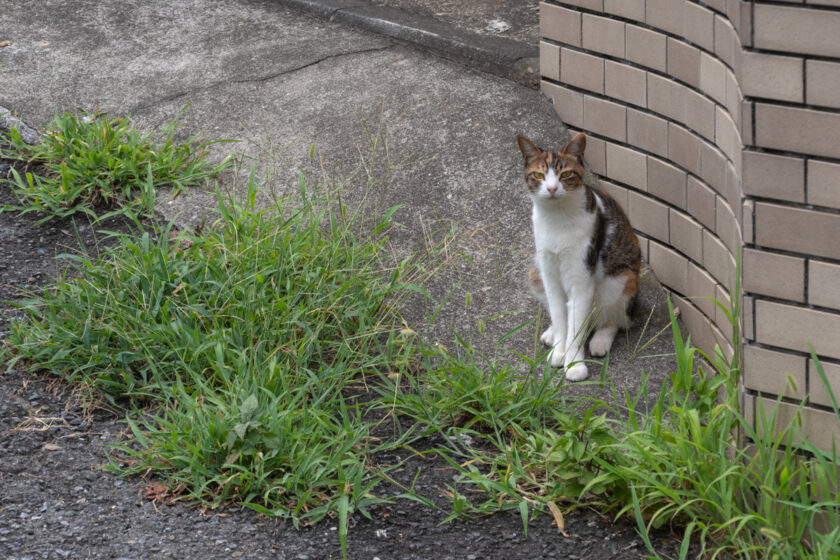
{"left": 517, "top": 132, "right": 641, "bottom": 382}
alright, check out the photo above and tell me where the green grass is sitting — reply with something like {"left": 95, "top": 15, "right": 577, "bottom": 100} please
{"left": 7, "top": 167, "right": 418, "bottom": 506}
{"left": 4, "top": 117, "right": 840, "bottom": 559}
{"left": 389, "top": 295, "right": 840, "bottom": 559}
{"left": 1, "top": 108, "right": 233, "bottom": 222}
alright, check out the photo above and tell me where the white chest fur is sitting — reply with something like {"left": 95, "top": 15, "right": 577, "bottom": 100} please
{"left": 531, "top": 193, "right": 596, "bottom": 281}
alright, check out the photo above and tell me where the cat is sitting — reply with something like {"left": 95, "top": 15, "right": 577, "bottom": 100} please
{"left": 517, "top": 132, "right": 641, "bottom": 382}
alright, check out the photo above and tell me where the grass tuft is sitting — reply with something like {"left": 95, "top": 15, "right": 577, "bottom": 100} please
{"left": 1, "top": 107, "right": 233, "bottom": 222}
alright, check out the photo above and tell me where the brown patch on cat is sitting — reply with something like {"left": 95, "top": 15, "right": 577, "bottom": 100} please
{"left": 619, "top": 269, "right": 639, "bottom": 296}
{"left": 528, "top": 262, "right": 543, "bottom": 292}
{"left": 593, "top": 188, "right": 641, "bottom": 279}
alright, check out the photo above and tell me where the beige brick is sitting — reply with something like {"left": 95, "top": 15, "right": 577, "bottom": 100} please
{"left": 687, "top": 176, "right": 716, "bottom": 230}
{"left": 809, "top": 159, "right": 840, "bottom": 209}
{"left": 560, "top": 48, "right": 604, "bottom": 94}
{"left": 671, "top": 294, "right": 717, "bottom": 357}
{"left": 715, "top": 197, "right": 740, "bottom": 255}
{"left": 626, "top": 24, "right": 667, "bottom": 72}
{"left": 725, "top": 161, "right": 742, "bottom": 212}
{"left": 649, "top": 240, "right": 688, "bottom": 291}
{"left": 684, "top": 3, "right": 715, "bottom": 52}
{"left": 725, "top": 70, "right": 741, "bottom": 126}
{"left": 582, "top": 14, "right": 625, "bottom": 58}
{"left": 669, "top": 123, "right": 701, "bottom": 175}
{"left": 755, "top": 103, "right": 840, "bottom": 159}
{"left": 743, "top": 248, "right": 805, "bottom": 302}
{"left": 714, "top": 15, "right": 738, "bottom": 70}
{"left": 648, "top": 157, "right": 686, "bottom": 208}
{"left": 540, "top": 3, "right": 582, "bottom": 46}
{"left": 699, "top": 141, "right": 726, "bottom": 194}
{"left": 744, "top": 346, "right": 807, "bottom": 399}
{"left": 809, "top": 359, "right": 840, "bottom": 409}
{"left": 715, "top": 284, "right": 733, "bottom": 336}
{"left": 755, "top": 202, "right": 840, "bottom": 260}
{"left": 638, "top": 234, "right": 649, "bottom": 262}
{"left": 540, "top": 41, "right": 560, "bottom": 81}
{"left": 752, "top": 396, "right": 840, "bottom": 452}
{"left": 583, "top": 95, "right": 626, "bottom": 142}
{"left": 741, "top": 101, "right": 753, "bottom": 146}
{"left": 606, "top": 143, "right": 647, "bottom": 190}
{"left": 684, "top": 89, "right": 715, "bottom": 142}
{"left": 742, "top": 151, "right": 805, "bottom": 203}
{"left": 605, "top": 60, "right": 646, "bottom": 107}
{"left": 807, "top": 60, "right": 840, "bottom": 109}
{"left": 703, "top": 229, "right": 734, "bottom": 286}
{"left": 584, "top": 133, "right": 607, "bottom": 175}
{"left": 742, "top": 52, "right": 803, "bottom": 103}
{"left": 648, "top": 74, "right": 685, "bottom": 122}
{"left": 704, "top": 0, "right": 726, "bottom": 14}
{"left": 597, "top": 180, "right": 629, "bottom": 216}
{"left": 542, "top": 81, "right": 584, "bottom": 129}
{"left": 715, "top": 107, "right": 740, "bottom": 166}
{"left": 668, "top": 38, "right": 701, "bottom": 88}
{"left": 604, "top": 0, "right": 644, "bottom": 21}
{"left": 754, "top": 4, "right": 840, "bottom": 58}
{"left": 646, "top": 0, "right": 685, "bottom": 36}
{"left": 699, "top": 52, "right": 727, "bottom": 104}
{"left": 557, "top": 0, "right": 604, "bottom": 11}
{"left": 809, "top": 260, "right": 840, "bottom": 310}
{"left": 756, "top": 300, "right": 840, "bottom": 360}
{"left": 739, "top": 0, "right": 752, "bottom": 46}
{"left": 742, "top": 199, "right": 754, "bottom": 244}
{"left": 687, "top": 260, "right": 718, "bottom": 318}
{"left": 627, "top": 109, "right": 668, "bottom": 158}
{"left": 629, "top": 191, "right": 670, "bottom": 242}
{"left": 727, "top": 0, "right": 741, "bottom": 31}
{"left": 743, "top": 294, "right": 755, "bottom": 340}
{"left": 669, "top": 209, "right": 703, "bottom": 262}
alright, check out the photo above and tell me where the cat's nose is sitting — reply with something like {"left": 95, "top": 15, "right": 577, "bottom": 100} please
{"left": 546, "top": 184, "right": 558, "bottom": 195}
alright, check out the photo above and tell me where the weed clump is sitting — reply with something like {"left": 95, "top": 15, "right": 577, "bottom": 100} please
{"left": 1, "top": 108, "right": 232, "bottom": 222}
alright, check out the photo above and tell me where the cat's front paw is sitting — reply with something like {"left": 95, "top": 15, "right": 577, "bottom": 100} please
{"left": 549, "top": 344, "right": 565, "bottom": 368}
{"left": 589, "top": 326, "right": 618, "bottom": 357}
{"left": 564, "top": 362, "right": 589, "bottom": 382}
{"left": 540, "top": 326, "right": 555, "bottom": 347}
{"left": 541, "top": 326, "right": 566, "bottom": 350}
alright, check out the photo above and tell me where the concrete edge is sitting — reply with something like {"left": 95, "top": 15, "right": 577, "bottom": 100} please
{"left": 277, "top": 0, "right": 540, "bottom": 88}
{"left": 0, "top": 105, "right": 42, "bottom": 145}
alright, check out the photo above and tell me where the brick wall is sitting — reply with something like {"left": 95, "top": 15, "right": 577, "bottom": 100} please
{"left": 540, "top": 0, "right": 840, "bottom": 449}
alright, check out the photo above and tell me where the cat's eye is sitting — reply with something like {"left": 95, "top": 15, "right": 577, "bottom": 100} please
{"left": 559, "top": 170, "right": 575, "bottom": 180}
{"left": 533, "top": 172, "right": 544, "bottom": 180}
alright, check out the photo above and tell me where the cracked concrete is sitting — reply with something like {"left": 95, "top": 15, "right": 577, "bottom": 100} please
{"left": 0, "top": 0, "right": 678, "bottom": 400}
{"left": 130, "top": 44, "right": 394, "bottom": 113}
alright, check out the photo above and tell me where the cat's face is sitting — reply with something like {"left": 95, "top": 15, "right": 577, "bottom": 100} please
{"left": 517, "top": 133, "right": 586, "bottom": 200}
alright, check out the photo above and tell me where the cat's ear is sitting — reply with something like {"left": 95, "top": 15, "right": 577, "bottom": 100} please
{"left": 561, "top": 132, "right": 586, "bottom": 160}
{"left": 517, "top": 135, "right": 542, "bottom": 160}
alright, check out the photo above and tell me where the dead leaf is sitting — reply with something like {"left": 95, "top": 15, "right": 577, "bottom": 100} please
{"left": 547, "top": 501, "right": 570, "bottom": 537}
{"left": 144, "top": 482, "right": 169, "bottom": 503}
{"left": 43, "top": 443, "right": 63, "bottom": 451}
{"left": 0, "top": 40, "right": 12, "bottom": 48}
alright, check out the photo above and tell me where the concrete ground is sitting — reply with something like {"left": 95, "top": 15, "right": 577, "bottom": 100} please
{"left": 0, "top": 0, "right": 678, "bottom": 397}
